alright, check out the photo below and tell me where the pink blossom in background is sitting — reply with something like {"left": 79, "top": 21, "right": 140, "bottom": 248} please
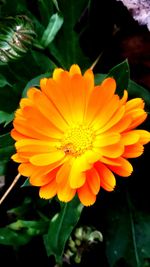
{"left": 117, "top": 0, "right": 150, "bottom": 30}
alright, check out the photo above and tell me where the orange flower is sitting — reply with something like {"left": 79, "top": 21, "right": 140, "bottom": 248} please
{"left": 11, "top": 64, "right": 150, "bottom": 206}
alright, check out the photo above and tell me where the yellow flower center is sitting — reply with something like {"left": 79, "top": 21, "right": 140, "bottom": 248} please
{"left": 62, "top": 125, "right": 95, "bottom": 156}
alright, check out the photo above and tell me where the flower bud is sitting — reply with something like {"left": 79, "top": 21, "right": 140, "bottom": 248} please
{"left": 64, "top": 226, "right": 103, "bottom": 264}
{"left": 0, "top": 15, "right": 36, "bottom": 63}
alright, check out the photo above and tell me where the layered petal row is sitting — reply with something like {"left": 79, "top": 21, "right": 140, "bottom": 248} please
{"left": 11, "top": 64, "right": 150, "bottom": 206}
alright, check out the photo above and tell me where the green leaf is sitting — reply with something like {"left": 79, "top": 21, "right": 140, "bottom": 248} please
{"left": 1, "top": 49, "right": 55, "bottom": 100}
{"left": 49, "top": 0, "right": 90, "bottom": 69}
{"left": 107, "top": 59, "right": 130, "bottom": 96}
{"left": 0, "top": 111, "right": 14, "bottom": 126}
{"left": 0, "top": 74, "right": 11, "bottom": 87}
{"left": 105, "top": 190, "right": 150, "bottom": 267}
{"left": 128, "top": 80, "right": 150, "bottom": 111}
{"left": 0, "top": 84, "right": 20, "bottom": 113}
{"left": 22, "top": 72, "right": 52, "bottom": 97}
{"left": 21, "top": 178, "right": 31, "bottom": 187}
{"left": 52, "top": 0, "right": 60, "bottom": 11}
{"left": 8, "top": 219, "right": 48, "bottom": 236}
{"left": 43, "top": 196, "right": 84, "bottom": 263}
{"left": 0, "top": 133, "right": 15, "bottom": 175}
{"left": 94, "top": 60, "right": 130, "bottom": 95}
{"left": 37, "top": 0, "right": 54, "bottom": 26}
{"left": 0, "top": 133, "right": 15, "bottom": 160}
{"left": 0, "top": 162, "right": 7, "bottom": 176}
{"left": 41, "top": 13, "right": 64, "bottom": 47}
{"left": 0, "top": 219, "right": 48, "bottom": 247}
{"left": 0, "top": 0, "right": 28, "bottom": 16}
{"left": 31, "top": 50, "right": 57, "bottom": 73}
{"left": 94, "top": 73, "right": 107, "bottom": 85}
{"left": 0, "top": 227, "right": 31, "bottom": 247}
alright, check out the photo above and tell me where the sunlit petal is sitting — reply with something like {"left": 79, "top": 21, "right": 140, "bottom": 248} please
{"left": 95, "top": 161, "right": 116, "bottom": 191}
{"left": 108, "top": 157, "right": 133, "bottom": 177}
{"left": 77, "top": 182, "right": 96, "bottom": 206}
{"left": 30, "top": 151, "right": 65, "bottom": 166}
{"left": 39, "top": 179, "right": 57, "bottom": 199}
{"left": 86, "top": 167, "right": 100, "bottom": 194}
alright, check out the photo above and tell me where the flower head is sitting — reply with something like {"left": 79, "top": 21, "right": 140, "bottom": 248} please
{"left": 11, "top": 64, "right": 150, "bottom": 206}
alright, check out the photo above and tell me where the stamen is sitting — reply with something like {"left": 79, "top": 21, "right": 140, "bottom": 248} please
{"left": 61, "top": 125, "right": 95, "bottom": 156}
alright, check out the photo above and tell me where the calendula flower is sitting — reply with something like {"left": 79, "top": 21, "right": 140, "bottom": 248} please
{"left": 11, "top": 64, "right": 150, "bottom": 206}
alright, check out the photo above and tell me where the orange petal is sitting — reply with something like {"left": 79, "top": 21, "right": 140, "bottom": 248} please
{"left": 69, "top": 169, "right": 86, "bottom": 189}
{"left": 108, "top": 157, "right": 133, "bottom": 177}
{"left": 29, "top": 161, "right": 64, "bottom": 181}
{"left": 95, "top": 162, "right": 116, "bottom": 191}
{"left": 40, "top": 78, "right": 48, "bottom": 91}
{"left": 86, "top": 78, "right": 116, "bottom": 123}
{"left": 135, "top": 130, "right": 150, "bottom": 144}
{"left": 86, "top": 167, "right": 100, "bottom": 194}
{"left": 57, "top": 180, "right": 76, "bottom": 202}
{"left": 33, "top": 90, "right": 68, "bottom": 131}
{"left": 119, "top": 90, "right": 128, "bottom": 105}
{"left": 69, "top": 156, "right": 90, "bottom": 188}
{"left": 69, "top": 64, "right": 81, "bottom": 76}
{"left": 20, "top": 98, "right": 33, "bottom": 109}
{"left": 11, "top": 129, "right": 28, "bottom": 141}
{"left": 16, "top": 139, "right": 60, "bottom": 153}
{"left": 30, "top": 173, "right": 52, "bottom": 186}
{"left": 70, "top": 171, "right": 86, "bottom": 189}
{"left": 93, "top": 133, "right": 120, "bottom": 147}
{"left": 68, "top": 74, "right": 88, "bottom": 123}
{"left": 18, "top": 151, "right": 40, "bottom": 160}
{"left": 77, "top": 182, "right": 96, "bottom": 206}
{"left": 27, "top": 87, "right": 40, "bottom": 99}
{"left": 100, "top": 156, "right": 122, "bottom": 166}
{"left": 18, "top": 162, "right": 36, "bottom": 176}
{"left": 84, "top": 150, "right": 101, "bottom": 164}
{"left": 22, "top": 105, "right": 63, "bottom": 139}
{"left": 52, "top": 68, "right": 64, "bottom": 80}
{"left": 92, "top": 95, "right": 120, "bottom": 130}
{"left": 83, "top": 69, "right": 94, "bottom": 94}
{"left": 39, "top": 179, "right": 57, "bottom": 199}
{"left": 43, "top": 78, "right": 73, "bottom": 124}
{"left": 30, "top": 151, "right": 65, "bottom": 166}
{"left": 121, "top": 132, "right": 140, "bottom": 145}
{"left": 109, "top": 114, "right": 132, "bottom": 133}
{"left": 101, "top": 77, "right": 116, "bottom": 92}
{"left": 11, "top": 153, "right": 27, "bottom": 163}
{"left": 125, "top": 98, "right": 145, "bottom": 111}
{"left": 96, "top": 106, "right": 125, "bottom": 134}
{"left": 56, "top": 159, "right": 72, "bottom": 184}
{"left": 30, "top": 167, "right": 59, "bottom": 186}
{"left": 123, "top": 144, "right": 144, "bottom": 158}
{"left": 13, "top": 119, "right": 53, "bottom": 141}
{"left": 127, "top": 112, "right": 147, "bottom": 130}
{"left": 99, "top": 143, "right": 124, "bottom": 158}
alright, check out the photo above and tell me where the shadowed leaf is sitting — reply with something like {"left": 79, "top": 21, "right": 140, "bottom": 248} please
{"left": 43, "top": 196, "right": 83, "bottom": 264}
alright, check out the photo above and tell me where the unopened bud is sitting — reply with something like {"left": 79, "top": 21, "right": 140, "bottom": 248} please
{"left": 0, "top": 15, "right": 36, "bottom": 63}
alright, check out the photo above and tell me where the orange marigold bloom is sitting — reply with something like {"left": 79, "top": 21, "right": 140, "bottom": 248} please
{"left": 11, "top": 64, "right": 150, "bottom": 206}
